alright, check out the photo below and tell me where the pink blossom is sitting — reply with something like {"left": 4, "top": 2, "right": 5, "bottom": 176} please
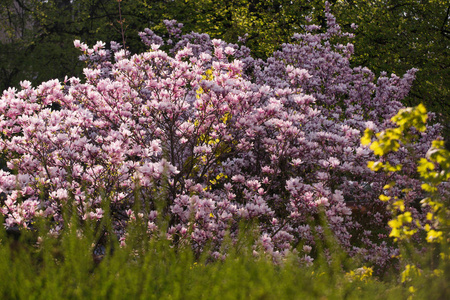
{"left": 0, "top": 5, "right": 441, "bottom": 270}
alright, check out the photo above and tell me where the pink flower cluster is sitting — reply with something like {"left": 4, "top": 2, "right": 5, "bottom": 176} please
{"left": 0, "top": 3, "right": 440, "bottom": 268}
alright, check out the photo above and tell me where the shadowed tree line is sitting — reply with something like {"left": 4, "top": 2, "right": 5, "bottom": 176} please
{"left": 1, "top": 0, "right": 449, "bottom": 144}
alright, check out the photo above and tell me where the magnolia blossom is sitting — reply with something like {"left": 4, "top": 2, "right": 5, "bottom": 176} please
{"left": 0, "top": 2, "right": 441, "bottom": 270}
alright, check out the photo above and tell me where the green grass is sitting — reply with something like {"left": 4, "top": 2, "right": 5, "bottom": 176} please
{"left": 0, "top": 215, "right": 449, "bottom": 299}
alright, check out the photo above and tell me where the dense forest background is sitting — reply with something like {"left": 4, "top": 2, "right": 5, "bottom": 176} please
{"left": 1, "top": 0, "right": 449, "bottom": 143}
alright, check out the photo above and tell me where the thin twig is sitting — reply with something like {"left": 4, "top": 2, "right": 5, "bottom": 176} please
{"left": 117, "top": 0, "right": 126, "bottom": 48}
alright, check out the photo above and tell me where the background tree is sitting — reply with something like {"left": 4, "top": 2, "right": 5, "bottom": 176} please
{"left": 333, "top": 0, "right": 450, "bottom": 146}
{"left": 0, "top": 0, "right": 152, "bottom": 92}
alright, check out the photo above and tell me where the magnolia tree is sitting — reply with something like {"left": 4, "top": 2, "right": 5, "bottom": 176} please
{"left": 0, "top": 4, "right": 441, "bottom": 269}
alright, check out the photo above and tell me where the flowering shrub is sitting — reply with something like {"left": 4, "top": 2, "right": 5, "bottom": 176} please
{"left": 0, "top": 3, "right": 441, "bottom": 268}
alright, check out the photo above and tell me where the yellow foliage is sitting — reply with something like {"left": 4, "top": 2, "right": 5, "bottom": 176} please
{"left": 401, "top": 264, "right": 422, "bottom": 283}
{"left": 345, "top": 266, "right": 373, "bottom": 282}
{"left": 363, "top": 104, "right": 450, "bottom": 247}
